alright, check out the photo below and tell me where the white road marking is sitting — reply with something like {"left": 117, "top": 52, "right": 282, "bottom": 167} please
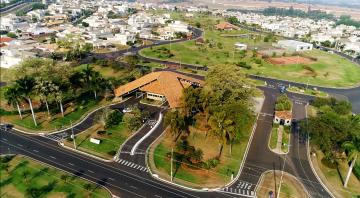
{"left": 124, "top": 161, "right": 129, "bottom": 166}
{"left": 2, "top": 138, "right": 8, "bottom": 141}
{"left": 154, "top": 195, "right": 162, "bottom": 198}
{"left": 50, "top": 156, "right": 56, "bottom": 159}
{"left": 68, "top": 163, "right": 74, "bottom": 166}
{"left": 130, "top": 185, "right": 137, "bottom": 189}
{"left": 17, "top": 144, "right": 23, "bottom": 147}
{"left": 88, "top": 170, "right": 94, "bottom": 173}
{"left": 108, "top": 177, "right": 115, "bottom": 181}
{"left": 33, "top": 149, "right": 39, "bottom": 153}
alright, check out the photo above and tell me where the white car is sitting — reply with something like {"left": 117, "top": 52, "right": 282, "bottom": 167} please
{"left": 122, "top": 107, "right": 132, "bottom": 113}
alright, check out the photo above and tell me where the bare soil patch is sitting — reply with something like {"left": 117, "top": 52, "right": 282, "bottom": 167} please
{"left": 267, "top": 56, "right": 314, "bottom": 65}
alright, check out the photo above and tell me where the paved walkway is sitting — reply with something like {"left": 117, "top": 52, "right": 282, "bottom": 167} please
{"left": 274, "top": 125, "right": 284, "bottom": 154}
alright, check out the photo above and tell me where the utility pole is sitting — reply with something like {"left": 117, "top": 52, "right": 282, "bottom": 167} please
{"left": 71, "top": 121, "right": 76, "bottom": 149}
{"left": 277, "top": 153, "right": 288, "bottom": 198}
{"left": 273, "top": 162, "right": 277, "bottom": 197}
{"left": 171, "top": 148, "right": 174, "bottom": 182}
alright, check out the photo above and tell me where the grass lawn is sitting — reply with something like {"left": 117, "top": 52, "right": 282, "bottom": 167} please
{"left": 1, "top": 97, "right": 109, "bottom": 132}
{"left": 64, "top": 122, "right": 131, "bottom": 160}
{"left": 310, "top": 147, "right": 360, "bottom": 198}
{"left": 149, "top": 114, "right": 253, "bottom": 188}
{"left": 287, "top": 86, "right": 329, "bottom": 98}
{"left": 281, "top": 126, "right": 290, "bottom": 153}
{"left": 269, "top": 125, "right": 279, "bottom": 149}
{"left": 0, "top": 155, "right": 111, "bottom": 198}
{"left": 140, "top": 13, "right": 360, "bottom": 87}
{"left": 256, "top": 171, "right": 309, "bottom": 198}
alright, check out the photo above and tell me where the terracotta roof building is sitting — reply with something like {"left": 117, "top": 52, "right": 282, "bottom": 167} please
{"left": 114, "top": 71, "right": 204, "bottom": 108}
{"left": 274, "top": 111, "right": 292, "bottom": 126}
{"left": 215, "top": 22, "right": 239, "bottom": 30}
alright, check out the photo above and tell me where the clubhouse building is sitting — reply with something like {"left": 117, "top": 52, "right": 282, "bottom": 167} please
{"left": 114, "top": 71, "right": 204, "bottom": 108}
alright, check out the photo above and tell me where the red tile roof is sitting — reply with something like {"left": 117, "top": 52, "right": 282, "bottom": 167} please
{"left": 114, "top": 71, "right": 204, "bottom": 108}
{"left": 0, "top": 37, "right": 14, "bottom": 43}
{"left": 275, "top": 111, "right": 292, "bottom": 120}
{"left": 215, "top": 22, "right": 239, "bottom": 30}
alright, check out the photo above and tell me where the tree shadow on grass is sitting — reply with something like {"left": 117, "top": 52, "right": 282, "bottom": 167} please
{"left": 30, "top": 167, "right": 49, "bottom": 180}
{"left": 10, "top": 160, "right": 29, "bottom": 173}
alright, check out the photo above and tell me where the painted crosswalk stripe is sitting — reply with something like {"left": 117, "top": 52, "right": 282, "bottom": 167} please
{"left": 124, "top": 161, "right": 129, "bottom": 166}
{"left": 134, "top": 164, "right": 139, "bottom": 169}
{"left": 137, "top": 166, "right": 142, "bottom": 170}
{"left": 121, "top": 160, "right": 126, "bottom": 165}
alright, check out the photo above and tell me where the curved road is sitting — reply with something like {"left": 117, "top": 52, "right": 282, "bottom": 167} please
{"left": 1, "top": 26, "right": 358, "bottom": 197}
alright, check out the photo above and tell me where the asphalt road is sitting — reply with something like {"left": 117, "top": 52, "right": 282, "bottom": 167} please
{"left": 0, "top": 129, "right": 249, "bottom": 198}
{"left": 222, "top": 87, "right": 331, "bottom": 197}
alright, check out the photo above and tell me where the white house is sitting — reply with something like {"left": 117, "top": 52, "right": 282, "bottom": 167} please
{"left": 277, "top": 40, "right": 313, "bottom": 52}
{"left": 107, "top": 32, "right": 135, "bottom": 45}
{"left": 234, "top": 43, "right": 247, "bottom": 50}
{"left": 168, "top": 21, "right": 189, "bottom": 33}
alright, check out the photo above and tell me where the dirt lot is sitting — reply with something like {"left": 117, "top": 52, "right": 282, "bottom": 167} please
{"left": 267, "top": 56, "right": 314, "bottom": 65}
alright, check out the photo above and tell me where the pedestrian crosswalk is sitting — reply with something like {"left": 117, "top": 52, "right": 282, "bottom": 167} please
{"left": 115, "top": 158, "right": 149, "bottom": 172}
{"left": 220, "top": 182, "right": 255, "bottom": 197}
{"left": 43, "top": 134, "right": 63, "bottom": 142}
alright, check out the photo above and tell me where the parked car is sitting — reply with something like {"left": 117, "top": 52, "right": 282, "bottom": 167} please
{"left": 0, "top": 123, "right": 13, "bottom": 131}
{"left": 279, "top": 84, "right": 286, "bottom": 93}
{"left": 122, "top": 107, "right": 132, "bottom": 113}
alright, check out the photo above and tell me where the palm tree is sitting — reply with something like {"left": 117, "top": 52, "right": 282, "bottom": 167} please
{"left": 89, "top": 71, "right": 103, "bottom": 99}
{"left": 54, "top": 86, "right": 64, "bottom": 117}
{"left": 342, "top": 139, "right": 359, "bottom": 188}
{"left": 4, "top": 85, "right": 23, "bottom": 119}
{"left": 35, "top": 78, "right": 56, "bottom": 116}
{"left": 15, "top": 76, "right": 37, "bottom": 126}
{"left": 209, "top": 110, "right": 236, "bottom": 157}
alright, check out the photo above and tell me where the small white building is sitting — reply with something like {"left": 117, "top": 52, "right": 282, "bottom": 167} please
{"left": 234, "top": 43, "right": 247, "bottom": 50}
{"left": 274, "top": 111, "right": 292, "bottom": 126}
{"left": 277, "top": 40, "right": 313, "bottom": 52}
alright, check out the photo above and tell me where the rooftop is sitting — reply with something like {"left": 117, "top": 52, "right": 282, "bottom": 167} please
{"left": 114, "top": 71, "right": 204, "bottom": 108}
{"left": 275, "top": 111, "right": 292, "bottom": 120}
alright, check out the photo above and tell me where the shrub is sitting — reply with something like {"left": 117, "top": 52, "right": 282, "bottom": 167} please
{"left": 254, "top": 58, "right": 262, "bottom": 64}
{"left": 97, "top": 130, "right": 106, "bottom": 135}
{"left": 105, "top": 110, "right": 123, "bottom": 129}
{"left": 275, "top": 94, "right": 292, "bottom": 111}
{"left": 236, "top": 61, "right": 251, "bottom": 69}
{"left": 107, "top": 150, "right": 116, "bottom": 156}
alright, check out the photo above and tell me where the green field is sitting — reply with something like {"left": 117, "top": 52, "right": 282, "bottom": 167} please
{"left": 141, "top": 13, "right": 360, "bottom": 87}
{"left": 0, "top": 155, "right": 111, "bottom": 198}
{"left": 65, "top": 122, "right": 131, "bottom": 159}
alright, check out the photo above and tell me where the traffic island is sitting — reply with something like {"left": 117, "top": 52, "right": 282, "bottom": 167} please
{"left": 269, "top": 124, "right": 290, "bottom": 154}
{"left": 256, "top": 171, "right": 310, "bottom": 198}
{"left": 147, "top": 115, "right": 254, "bottom": 189}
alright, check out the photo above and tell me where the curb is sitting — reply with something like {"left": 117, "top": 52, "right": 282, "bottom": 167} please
{"left": 130, "top": 112, "right": 163, "bottom": 155}
{"left": 250, "top": 74, "right": 360, "bottom": 90}
{"left": 267, "top": 126, "right": 290, "bottom": 155}
{"left": 255, "top": 170, "right": 312, "bottom": 198}
{"left": 114, "top": 121, "right": 148, "bottom": 160}
{"left": 144, "top": 96, "right": 264, "bottom": 193}
{"left": 59, "top": 142, "right": 113, "bottom": 163}
{"left": 304, "top": 104, "right": 335, "bottom": 198}
{"left": 3, "top": 98, "right": 130, "bottom": 135}
{"left": 0, "top": 154, "right": 115, "bottom": 198}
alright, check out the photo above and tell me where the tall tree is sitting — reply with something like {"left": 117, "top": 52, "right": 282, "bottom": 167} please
{"left": 342, "top": 139, "right": 360, "bottom": 188}
{"left": 15, "top": 76, "right": 37, "bottom": 126}
{"left": 164, "top": 110, "right": 187, "bottom": 142}
{"left": 208, "top": 109, "right": 236, "bottom": 157}
{"left": 34, "top": 78, "right": 56, "bottom": 116}
{"left": 4, "top": 85, "right": 23, "bottom": 119}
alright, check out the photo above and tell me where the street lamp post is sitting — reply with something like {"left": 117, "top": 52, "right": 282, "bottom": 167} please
{"left": 171, "top": 148, "right": 174, "bottom": 182}
{"left": 71, "top": 121, "right": 76, "bottom": 149}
